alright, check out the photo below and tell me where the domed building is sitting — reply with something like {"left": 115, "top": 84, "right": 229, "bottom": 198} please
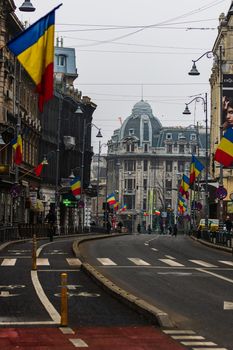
{"left": 106, "top": 100, "right": 208, "bottom": 233}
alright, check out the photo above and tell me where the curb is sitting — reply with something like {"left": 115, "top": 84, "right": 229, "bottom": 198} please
{"left": 73, "top": 234, "right": 173, "bottom": 329}
{"left": 190, "top": 235, "right": 232, "bottom": 253}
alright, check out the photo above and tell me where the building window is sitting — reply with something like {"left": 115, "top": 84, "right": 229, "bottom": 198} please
{"left": 129, "top": 129, "right": 134, "bottom": 136}
{"left": 178, "top": 161, "right": 185, "bottom": 173}
{"left": 143, "top": 122, "right": 149, "bottom": 141}
{"left": 143, "top": 160, "right": 148, "bottom": 172}
{"left": 179, "top": 144, "right": 185, "bottom": 154}
{"left": 190, "top": 134, "right": 196, "bottom": 141}
{"left": 143, "top": 179, "right": 147, "bottom": 191}
{"left": 143, "top": 198, "right": 147, "bottom": 210}
{"left": 123, "top": 195, "right": 135, "bottom": 209}
{"left": 165, "top": 179, "right": 172, "bottom": 190}
{"left": 167, "top": 144, "right": 172, "bottom": 154}
{"left": 124, "top": 179, "right": 135, "bottom": 191}
{"left": 126, "top": 143, "right": 134, "bottom": 152}
{"left": 57, "top": 54, "right": 66, "bottom": 66}
{"left": 144, "top": 144, "right": 148, "bottom": 152}
{"left": 124, "top": 160, "right": 136, "bottom": 172}
{"left": 191, "top": 145, "right": 197, "bottom": 154}
{"left": 166, "top": 161, "right": 172, "bottom": 172}
{"left": 166, "top": 133, "right": 172, "bottom": 140}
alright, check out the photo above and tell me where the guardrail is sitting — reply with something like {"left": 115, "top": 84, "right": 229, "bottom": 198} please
{"left": 192, "top": 229, "right": 233, "bottom": 248}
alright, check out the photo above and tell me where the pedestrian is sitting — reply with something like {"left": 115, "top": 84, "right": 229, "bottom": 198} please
{"left": 137, "top": 223, "right": 141, "bottom": 234}
{"left": 46, "top": 210, "right": 56, "bottom": 242}
{"left": 117, "top": 221, "right": 123, "bottom": 233}
{"left": 106, "top": 221, "right": 112, "bottom": 234}
{"left": 168, "top": 226, "right": 172, "bottom": 235}
{"left": 225, "top": 216, "right": 232, "bottom": 234}
{"left": 147, "top": 224, "right": 152, "bottom": 234}
{"left": 173, "top": 223, "right": 177, "bottom": 237}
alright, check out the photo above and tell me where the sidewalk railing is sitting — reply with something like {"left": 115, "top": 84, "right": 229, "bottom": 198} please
{"left": 192, "top": 229, "right": 233, "bottom": 248}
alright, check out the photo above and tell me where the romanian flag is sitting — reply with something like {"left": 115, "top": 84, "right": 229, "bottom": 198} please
{"left": 214, "top": 127, "right": 233, "bottom": 167}
{"left": 107, "top": 193, "right": 116, "bottom": 205}
{"left": 179, "top": 174, "right": 190, "bottom": 199}
{"left": 190, "top": 155, "right": 204, "bottom": 185}
{"left": 70, "top": 176, "right": 81, "bottom": 200}
{"left": 12, "top": 135, "right": 23, "bottom": 165}
{"left": 120, "top": 204, "right": 127, "bottom": 212}
{"left": 34, "top": 160, "right": 47, "bottom": 177}
{"left": 7, "top": 5, "right": 62, "bottom": 112}
{"left": 113, "top": 202, "right": 119, "bottom": 211}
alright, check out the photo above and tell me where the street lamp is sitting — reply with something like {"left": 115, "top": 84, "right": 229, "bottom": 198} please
{"left": 183, "top": 93, "right": 209, "bottom": 231}
{"left": 188, "top": 47, "right": 224, "bottom": 229}
{"left": 55, "top": 93, "right": 83, "bottom": 234}
{"left": 19, "top": 0, "right": 35, "bottom": 12}
{"left": 81, "top": 122, "right": 102, "bottom": 230}
{"left": 96, "top": 142, "right": 107, "bottom": 224}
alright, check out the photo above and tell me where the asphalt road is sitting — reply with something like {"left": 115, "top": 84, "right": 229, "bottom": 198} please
{"left": 80, "top": 233, "right": 233, "bottom": 350}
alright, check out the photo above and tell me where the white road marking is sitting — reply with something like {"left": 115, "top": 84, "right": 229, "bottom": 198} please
{"left": 192, "top": 348, "right": 227, "bottom": 350}
{"left": 224, "top": 301, "right": 233, "bottom": 310}
{"left": 189, "top": 260, "right": 217, "bottom": 268}
{"left": 36, "top": 258, "right": 50, "bottom": 266}
{"left": 66, "top": 258, "right": 82, "bottom": 266}
{"left": 181, "top": 341, "right": 217, "bottom": 346}
{"left": 163, "top": 330, "right": 196, "bottom": 334}
{"left": 144, "top": 243, "right": 149, "bottom": 246}
{"left": 219, "top": 260, "right": 233, "bottom": 267}
{"left": 0, "top": 321, "right": 56, "bottom": 325}
{"left": 59, "top": 327, "right": 75, "bottom": 334}
{"left": 197, "top": 268, "right": 233, "bottom": 284}
{"left": 165, "top": 255, "right": 175, "bottom": 260}
{"left": 128, "top": 258, "right": 150, "bottom": 266}
{"left": 159, "top": 259, "right": 184, "bottom": 267}
{"left": 172, "top": 335, "right": 204, "bottom": 340}
{"left": 31, "top": 270, "right": 60, "bottom": 323}
{"left": 151, "top": 248, "right": 158, "bottom": 251}
{"left": 1, "top": 259, "right": 16, "bottom": 266}
{"left": 69, "top": 338, "right": 88, "bottom": 347}
{"left": 97, "top": 258, "right": 116, "bottom": 266}
{"left": 0, "top": 291, "right": 19, "bottom": 297}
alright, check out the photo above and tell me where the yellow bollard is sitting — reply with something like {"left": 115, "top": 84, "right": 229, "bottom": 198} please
{"left": 60, "top": 273, "right": 68, "bottom": 326}
{"left": 32, "top": 234, "right": 37, "bottom": 271}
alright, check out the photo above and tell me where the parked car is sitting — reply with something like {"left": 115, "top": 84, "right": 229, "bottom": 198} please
{"left": 198, "top": 219, "right": 219, "bottom": 232}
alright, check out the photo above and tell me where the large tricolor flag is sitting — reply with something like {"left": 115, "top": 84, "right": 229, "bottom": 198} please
{"left": 107, "top": 193, "right": 116, "bottom": 205}
{"left": 12, "top": 135, "right": 23, "bottom": 165}
{"left": 214, "top": 127, "right": 233, "bottom": 167}
{"left": 70, "top": 176, "right": 81, "bottom": 200}
{"left": 179, "top": 174, "right": 190, "bottom": 199}
{"left": 189, "top": 155, "right": 205, "bottom": 185}
{"left": 7, "top": 4, "right": 62, "bottom": 112}
{"left": 34, "top": 160, "right": 47, "bottom": 177}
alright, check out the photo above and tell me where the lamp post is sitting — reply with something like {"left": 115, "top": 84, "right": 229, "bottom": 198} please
{"left": 55, "top": 93, "right": 83, "bottom": 234}
{"left": 96, "top": 142, "right": 107, "bottom": 224}
{"left": 81, "top": 122, "right": 102, "bottom": 230}
{"left": 188, "top": 47, "right": 223, "bottom": 229}
{"left": 19, "top": 0, "right": 35, "bottom": 12}
{"left": 183, "top": 94, "right": 209, "bottom": 231}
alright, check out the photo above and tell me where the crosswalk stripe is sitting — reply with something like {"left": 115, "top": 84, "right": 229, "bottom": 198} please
{"left": 159, "top": 259, "right": 184, "bottom": 267}
{"left": 192, "top": 348, "right": 227, "bottom": 350}
{"left": 181, "top": 341, "right": 216, "bottom": 346}
{"left": 1, "top": 259, "right": 16, "bottom": 266}
{"left": 219, "top": 260, "right": 233, "bottom": 266}
{"left": 69, "top": 338, "right": 88, "bottom": 347}
{"left": 172, "top": 335, "right": 204, "bottom": 340}
{"left": 189, "top": 260, "right": 217, "bottom": 268}
{"left": 163, "top": 330, "right": 196, "bottom": 334}
{"left": 97, "top": 258, "right": 116, "bottom": 266}
{"left": 128, "top": 258, "right": 150, "bottom": 266}
{"left": 36, "top": 258, "right": 50, "bottom": 266}
{"left": 66, "top": 258, "right": 82, "bottom": 266}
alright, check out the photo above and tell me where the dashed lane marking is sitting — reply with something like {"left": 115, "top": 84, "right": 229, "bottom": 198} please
{"left": 163, "top": 330, "right": 196, "bottom": 334}
{"left": 189, "top": 260, "right": 217, "bottom": 268}
{"left": 66, "top": 258, "right": 82, "bottom": 266}
{"left": 219, "top": 260, "right": 233, "bottom": 267}
{"left": 59, "top": 327, "right": 75, "bottom": 334}
{"left": 69, "top": 338, "right": 88, "bottom": 347}
{"left": 165, "top": 255, "right": 175, "bottom": 260}
{"left": 159, "top": 259, "right": 184, "bottom": 267}
{"left": 36, "top": 258, "right": 50, "bottom": 266}
{"left": 128, "top": 258, "right": 151, "bottom": 266}
{"left": 151, "top": 248, "right": 158, "bottom": 251}
{"left": 1, "top": 259, "right": 16, "bottom": 266}
{"left": 97, "top": 258, "right": 117, "bottom": 266}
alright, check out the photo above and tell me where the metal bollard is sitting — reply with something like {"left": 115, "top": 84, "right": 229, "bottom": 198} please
{"left": 60, "top": 273, "right": 68, "bottom": 326}
{"left": 32, "top": 234, "right": 37, "bottom": 270}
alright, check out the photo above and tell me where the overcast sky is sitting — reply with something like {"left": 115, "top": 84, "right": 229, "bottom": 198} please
{"left": 14, "top": 0, "right": 231, "bottom": 152}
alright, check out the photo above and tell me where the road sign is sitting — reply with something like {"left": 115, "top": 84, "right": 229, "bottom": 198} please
{"left": 215, "top": 186, "right": 227, "bottom": 200}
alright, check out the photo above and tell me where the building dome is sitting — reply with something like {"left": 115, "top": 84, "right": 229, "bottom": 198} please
{"left": 119, "top": 100, "right": 162, "bottom": 146}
